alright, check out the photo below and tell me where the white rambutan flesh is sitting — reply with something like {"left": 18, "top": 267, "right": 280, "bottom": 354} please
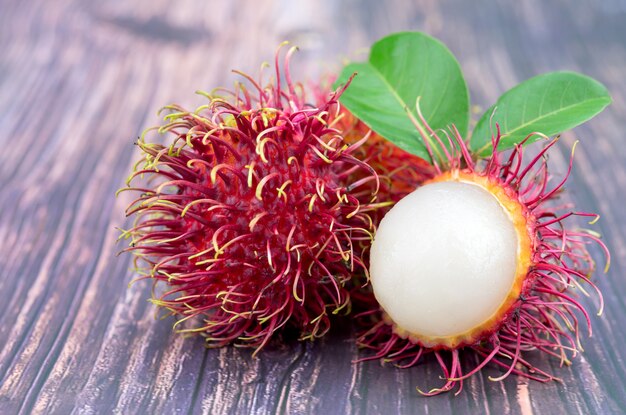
{"left": 370, "top": 178, "right": 531, "bottom": 348}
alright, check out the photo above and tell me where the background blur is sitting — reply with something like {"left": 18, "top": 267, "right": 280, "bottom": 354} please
{"left": 1, "top": 0, "right": 625, "bottom": 413}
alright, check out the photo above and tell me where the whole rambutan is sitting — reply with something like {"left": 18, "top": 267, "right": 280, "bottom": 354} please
{"left": 356, "top": 108, "right": 609, "bottom": 395}
{"left": 118, "top": 47, "right": 391, "bottom": 351}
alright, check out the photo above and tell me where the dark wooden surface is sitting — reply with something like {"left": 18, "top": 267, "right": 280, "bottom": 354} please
{"left": 1, "top": 0, "right": 625, "bottom": 413}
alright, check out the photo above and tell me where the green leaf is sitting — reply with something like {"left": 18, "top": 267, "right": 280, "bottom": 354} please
{"left": 334, "top": 32, "right": 469, "bottom": 160}
{"left": 471, "top": 71, "right": 611, "bottom": 156}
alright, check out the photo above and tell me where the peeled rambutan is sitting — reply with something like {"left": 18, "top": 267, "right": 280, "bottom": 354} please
{"left": 356, "top": 109, "right": 609, "bottom": 395}
{"left": 118, "top": 47, "right": 391, "bottom": 351}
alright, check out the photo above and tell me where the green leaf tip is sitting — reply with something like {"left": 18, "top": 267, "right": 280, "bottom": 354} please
{"left": 470, "top": 71, "right": 611, "bottom": 156}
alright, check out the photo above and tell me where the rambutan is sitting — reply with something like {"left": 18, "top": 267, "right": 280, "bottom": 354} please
{"left": 118, "top": 47, "right": 391, "bottom": 351}
{"left": 356, "top": 108, "right": 610, "bottom": 395}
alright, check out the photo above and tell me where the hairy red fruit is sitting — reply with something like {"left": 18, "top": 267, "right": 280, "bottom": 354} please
{"left": 119, "top": 48, "right": 390, "bottom": 351}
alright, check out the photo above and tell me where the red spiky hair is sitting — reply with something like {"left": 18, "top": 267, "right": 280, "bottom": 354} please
{"left": 118, "top": 46, "right": 390, "bottom": 352}
{"left": 355, "top": 110, "right": 610, "bottom": 395}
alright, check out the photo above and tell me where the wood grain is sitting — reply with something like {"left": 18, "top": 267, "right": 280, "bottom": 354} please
{"left": 1, "top": 0, "right": 625, "bottom": 413}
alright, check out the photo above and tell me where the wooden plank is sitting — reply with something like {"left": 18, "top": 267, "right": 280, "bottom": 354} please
{"left": 0, "top": 0, "right": 624, "bottom": 413}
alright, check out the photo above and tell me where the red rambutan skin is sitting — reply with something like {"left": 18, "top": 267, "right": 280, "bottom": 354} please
{"left": 354, "top": 115, "right": 610, "bottom": 395}
{"left": 119, "top": 48, "right": 391, "bottom": 351}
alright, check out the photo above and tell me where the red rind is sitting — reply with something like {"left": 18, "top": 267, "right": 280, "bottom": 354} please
{"left": 120, "top": 49, "right": 395, "bottom": 351}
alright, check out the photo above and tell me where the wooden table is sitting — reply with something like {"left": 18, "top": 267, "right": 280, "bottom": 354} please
{"left": 1, "top": 0, "right": 625, "bottom": 413}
